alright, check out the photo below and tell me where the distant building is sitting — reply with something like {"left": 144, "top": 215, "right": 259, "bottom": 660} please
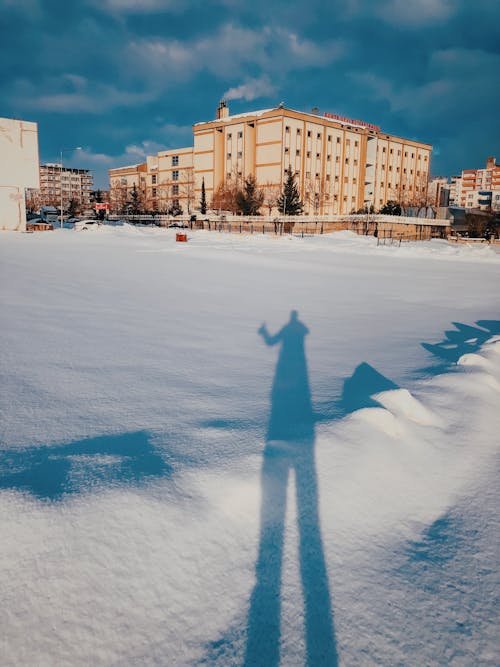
{"left": 454, "top": 157, "right": 500, "bottom": 211}
{"left": 0, "top": 117, "right": 39, "bottom": 231}
{"left": 427, "top": 177, "right": 450, "bottom": 208}
{"left": 109, "top": 101, "right": 432, "bottom": 216}
{"left": 108, "top": 163, "right": 147, "bottom": 213}
{"left": 34, "top": 164, "right": 93, "bottom": 212}
{"left": 193, "top": 102, "right": 432, "bottom": 215}
{"left": 147, "top": 147, "right": 194, "bottom": 214}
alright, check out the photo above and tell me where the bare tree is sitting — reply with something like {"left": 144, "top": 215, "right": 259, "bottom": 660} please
{"left": 25, "top": 189, "right": 41, "bottom": 213}
{"left": 304, "top": 175, "right": 328, "bottom": 215}
{"left": 211, "top": 170, "right": 243, "bottom": 213}
{"left": 262, "top": 182, "right": 281, "bottom": 215}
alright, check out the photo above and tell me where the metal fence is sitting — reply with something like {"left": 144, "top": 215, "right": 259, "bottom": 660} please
{"left": 107, "top": 213, "right": 450, "bottom": 241}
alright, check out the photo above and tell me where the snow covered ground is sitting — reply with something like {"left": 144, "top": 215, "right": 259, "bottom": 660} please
{"left": 1, "top": 226, "right": 499, "bottom": 666}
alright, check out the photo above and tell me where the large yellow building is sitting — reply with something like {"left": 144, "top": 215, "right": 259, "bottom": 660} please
{"left": 109, "top": 102, "right": 432, "bottom": 216}
{"left": 193, "top": 101, "right": 432, "bottom": 215}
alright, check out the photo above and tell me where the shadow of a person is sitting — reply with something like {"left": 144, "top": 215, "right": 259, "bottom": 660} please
{"left": 244, "top": 311, "right": 337, "bottom": 666}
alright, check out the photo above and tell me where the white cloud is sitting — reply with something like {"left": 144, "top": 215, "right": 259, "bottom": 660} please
{"left": 224, "top": 76, "right": 277, "bottom": 102}
{"left": 126, "top": 23, "right": 345, "bottom": 91}
{"left": 96, "top": 0, "right": 178, "bottom": 13}
{"left": 376, "top": 0, "right": 454, "bottom": 25}
{"left": 10, "top": 75, "right": 155, "bottom": 114}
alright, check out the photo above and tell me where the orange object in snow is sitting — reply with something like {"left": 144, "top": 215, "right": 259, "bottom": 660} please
{"left": 176, "top": 233, "right": 188, "bottom": 242}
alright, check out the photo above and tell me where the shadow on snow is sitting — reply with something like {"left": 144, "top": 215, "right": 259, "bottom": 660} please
{"left": 0, "top": 431, "right": 170, "bottom": 501}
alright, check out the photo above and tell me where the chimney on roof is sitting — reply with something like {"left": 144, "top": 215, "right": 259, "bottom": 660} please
{"left": 486, "top": 156, "right": 496, "bottom": 169}
{"left": 311, "top": 107, "right": 320, "bottom": 115}
{"left": 216, "top": 100, "right": 229, "bottom": 119}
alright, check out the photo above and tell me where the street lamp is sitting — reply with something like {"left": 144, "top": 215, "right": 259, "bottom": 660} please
{"left": 60, "top": 147, "right": 82, "bottom": 228}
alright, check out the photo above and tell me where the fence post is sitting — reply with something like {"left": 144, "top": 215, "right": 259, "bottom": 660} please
{"left": 262, "top": 225, "right": 265, "bottom": 234}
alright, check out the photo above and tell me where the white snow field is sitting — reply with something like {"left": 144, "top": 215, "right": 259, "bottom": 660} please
{"left": 1, "top": 226, "right": 499, "bottom": 666}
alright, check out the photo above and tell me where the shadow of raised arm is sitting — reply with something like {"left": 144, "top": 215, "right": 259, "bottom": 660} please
{"left": 258, "top": 323, "right": 282, "bottom": 346}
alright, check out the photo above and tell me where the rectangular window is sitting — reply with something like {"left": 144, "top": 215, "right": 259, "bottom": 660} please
{"left": 296, "top": 149, "right": 300, "bottom": 156}
{"left": 172, "top": 156, "right": 179, "bottom": 166}
{"left": 284, "top": 147, "right": 289, "bottom": 154}
{"left": 316, "top": 152, "right": 320, "bottom": 158}
{"left": 285, "top": 126, "right": 290, "bottom": 133}
{"left": 354, "top": 140, "right": 358, "bottom": 147}
{"left": 327, "top": 155, "right": 331, "bottom": 161}
{"left": 227, "top": 133, "right": 232, "bottom": 140}
{"left": 317, "top": 133, "right": 321, "bottom": 139}
{"left": 307, "top": 130, "right": 311, "bottom": 137}
{"left": 152, "top": 187, "right": 157, "bottom": 197}
{"left": 172, "top": 170, "right": 179, "bottom": 181}
{"left": 238, "top": 131, "right": 243, "bottom": 139}
{"left": 227, "top": 152, "right": 231, "bottom": 159}
{"left": 172, "top": 185, "right": 179, "bottom": 195}
{"left": 307, "top": 151, "right": 311, "bottom": 158}
{"left": 336, "top": 156, "right": 340, "bottom": 163}
{"left": 237, "top": 151, "right": 242, "bottom": 158}
{"left": 328, "top": 135, "right": 332, "bottom": 142}
{"left": 337, "top": 137, "right": 341, "bottom": 144}
{"left": 152, "top": 174, "right": 157, "bottom": 185}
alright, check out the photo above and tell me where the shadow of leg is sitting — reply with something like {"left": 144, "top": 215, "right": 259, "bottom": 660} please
{"left": 295, "top": 444, "right": 338, "bottom": 667}
{"left": 244, "top": 450, "right": 290, "bottom": 667}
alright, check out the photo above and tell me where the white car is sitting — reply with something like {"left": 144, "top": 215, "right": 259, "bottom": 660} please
{"left": 75, "top": 219, "right": 100, "bottom": 231}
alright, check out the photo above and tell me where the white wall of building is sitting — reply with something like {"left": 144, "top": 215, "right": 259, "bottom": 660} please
{"left": 0, "top": 118, "right": 39, "bottom": 231}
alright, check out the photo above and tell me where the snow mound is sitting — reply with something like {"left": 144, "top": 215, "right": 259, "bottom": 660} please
{"left": 373, "top": 387, "right": 443, "bottom": 426}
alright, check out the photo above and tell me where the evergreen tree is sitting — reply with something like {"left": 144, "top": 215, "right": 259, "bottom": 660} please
{"left": 67, "top": 198, "right": 79, "bottom": 218}
{"left": 379, "top": 200, "right": 402, "bottom": 216}
{"left": 277, "top": 169, "right": 303, "bottom": 215}
{"left": 128, "top": 184, "right": 143, "bottom": 214}
{"left": 200, "top": 178, "right": 207, "bottom": 214}
{"left": 235, "top": 175, "right": 264, "bottom": 215}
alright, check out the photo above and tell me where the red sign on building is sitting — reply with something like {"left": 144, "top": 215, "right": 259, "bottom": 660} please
{"left": 94, "top": 202, "right": 110, "bottom": 211}
{"left": 323, "top": 112, "right": 380, "bottom": 132}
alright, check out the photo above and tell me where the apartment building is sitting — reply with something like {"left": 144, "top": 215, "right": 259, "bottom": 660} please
{"left": 458, "top": 157, "right": 500, "bottom": 211}
{"left": 192, "top": 102, "right": 432, "bottom": 215}
{"left": 36, "top": 164, "right": 93, "bottom": 211}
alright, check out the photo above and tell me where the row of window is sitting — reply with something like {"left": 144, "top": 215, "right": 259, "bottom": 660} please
{"left": 378, "top": 147, "right": 428, "bottom": 161}
{"left": 285, "top": 126, "right": 356, "bottom": 144}
{"left": 152, "top": 185, "right": 179, "bottom": 197}
{"left": 227, "top": 132, "right": 244, "bottom": 140}
{"left": 151, "top": 171, "right": 179, "bottom": 184}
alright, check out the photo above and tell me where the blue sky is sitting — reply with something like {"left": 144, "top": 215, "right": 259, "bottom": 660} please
{"left": 1, "top": 0, "right": 499, "bottom": 188}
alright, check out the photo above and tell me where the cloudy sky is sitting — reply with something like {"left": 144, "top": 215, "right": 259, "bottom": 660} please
{"left": 1, "top": 0, "right": 499, "bottom": 188}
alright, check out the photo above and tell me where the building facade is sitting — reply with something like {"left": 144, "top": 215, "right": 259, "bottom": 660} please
{"left": 147, "top": 147, "right": 194, "bottom": 214}
{"left": 192, "top": 102, "right": 432, "bottom": 215}
{"left": 0, "top": 117, "right": 39, "bottom": 231}
{"left": 108, "top": 102, "right": 432, "bottom": 216}
{"left": 457, "top": 157, "right": 500, "bottom": 211}
{"left": 109, "top": 163, "right": 147, "bottom": 213}
{"left": 33, "top": 164, "right": 93, "bottom": 213}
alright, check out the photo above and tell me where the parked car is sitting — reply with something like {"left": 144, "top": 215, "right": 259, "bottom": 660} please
{"left": 168, "top": 222, "right": 188, "bottom": 229}
{"left": 75, "top": 219, "right": 100, "bottom": 231}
